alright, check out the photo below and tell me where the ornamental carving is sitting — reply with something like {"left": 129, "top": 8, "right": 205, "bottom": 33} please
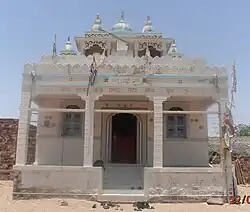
{"left": 139, "top": 42, "right": 162, "bottom": 51}
{"left": 85, "top": 41, "right": 106, "bottom": 50}
{"left": 25, "top": 55, "right": 228, "bottom": 78}
{"left": 84, "top": 33, "right": 110, "bottom": 38}
{"left": 136, "top": 34, "right": 162, "bottom": 39}
{"left": 26, "top": 62, "right": 198, "bottom": 76}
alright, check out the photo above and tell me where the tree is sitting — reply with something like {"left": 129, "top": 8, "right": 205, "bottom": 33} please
{"left": 235, "top": 124, "right": 250, "bottom": 136}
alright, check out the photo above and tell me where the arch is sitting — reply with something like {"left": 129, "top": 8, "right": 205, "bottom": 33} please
{"left": 169, "top": 107, "right": 184, "bottom": 111}
{"left": 84, "top": 44, "right": 107, "bottom": 57}
{"left": 66, "top": 105, "right": 80, "bottom": 109}
{"left": 105, "top": 113, "right": 143, "bottom": 164}
{"left": 138, "top": 45, "right": 161, "bottom": 58}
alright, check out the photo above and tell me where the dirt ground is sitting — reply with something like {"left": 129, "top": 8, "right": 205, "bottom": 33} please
{"left": 0, "top": 181, "right": 250, "bottom": 212}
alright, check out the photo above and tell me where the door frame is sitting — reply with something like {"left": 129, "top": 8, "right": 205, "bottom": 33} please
{"left": 105, "top": 113, "right": 142, "bottom": 164}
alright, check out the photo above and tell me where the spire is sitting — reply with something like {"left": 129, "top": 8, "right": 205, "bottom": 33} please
{"left": 120, "top": 10, "right": 125, "bottom": 22}
{"left": 95, "top": 14, "right": 102, "bottom": 24}
{"left": 91, "top": 14, "right": 102, "bottom": 31}
{"left": 60, "top": 36, "right": 76, "bottom": 56}
{"left": 142, "top": 16, "right": 154, "bottom": 33}
{"left": 52, "top": 33, "right": 57, "bottom": 60}
{"left": 146, "top": 16, "right": 151, "bottom": 25}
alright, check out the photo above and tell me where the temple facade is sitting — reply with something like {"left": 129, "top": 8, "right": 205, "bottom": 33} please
{"left": 13, "top": 13, "right": 233, "bottom": 202}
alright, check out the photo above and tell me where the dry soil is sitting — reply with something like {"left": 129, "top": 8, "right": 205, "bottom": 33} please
{"left": 1, "top": 181, "right": 250, "bottom": 212}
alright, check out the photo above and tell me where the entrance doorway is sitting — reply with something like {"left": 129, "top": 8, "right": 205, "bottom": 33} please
{"left": 111, "top": 113, "right": 137, "bottom": 164}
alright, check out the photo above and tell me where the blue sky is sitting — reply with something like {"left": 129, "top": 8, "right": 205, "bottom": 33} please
{"left": 0, "top": 0, "right": 248, "bottom": 124}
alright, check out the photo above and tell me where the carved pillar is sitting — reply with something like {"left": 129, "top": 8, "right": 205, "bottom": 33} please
{"left": 134, "top": 41, "right": 139, "bottom": 57}
{"left": 84, "top": 96, "right": 94, "bottom": 167}
{"left": 33, "top": 112, "right": 42, "bottom": 165}
{"left": 106, "top": 41, "right": 111, "bottom": 56}
{"left": 79, "top": 94, "right": 99, "bottom": 167}
{"left": 161, "top": 41, "right": 167, "bottom": 56}
{"left": 33, "top": 128, "right": 39, "bottom": 165}
{"left": 152, "top": 96, "right": 165, "bottom": 168}
{"left": 15, "top": 92, "right": 32, "bottom": 165}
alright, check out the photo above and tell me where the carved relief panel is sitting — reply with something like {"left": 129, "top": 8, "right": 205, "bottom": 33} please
{"left": 84, "top": 40, "right": 108, "bottom": 57}
{"left": 138, "top": 42, "right": 162, "bottom": 58}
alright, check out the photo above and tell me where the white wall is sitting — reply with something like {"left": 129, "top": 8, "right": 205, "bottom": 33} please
{"left": 37, "top": 98, "right": 86, "bottom": 165}
{"left": 147, "top": 101, "right": 209, "bottom": 167}
{"left": 37, "top": 97, "right": 209, "bottom": 167}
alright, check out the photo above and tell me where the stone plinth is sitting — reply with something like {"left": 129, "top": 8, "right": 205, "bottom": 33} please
{"left": 12, "top": 165, "right": 102, "bottom": 200}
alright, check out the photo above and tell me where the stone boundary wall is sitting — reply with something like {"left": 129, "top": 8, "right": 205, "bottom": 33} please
{"left": 0, "top": 119, "right": 36, "bottom": 180}
{"left": 209, "top": 136, "right": 250, "bottom": 157}
{"left": 209, "top": 137, "right": 250, "bottom": 183}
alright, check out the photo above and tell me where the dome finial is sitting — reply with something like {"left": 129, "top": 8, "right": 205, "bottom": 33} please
{"left": 120, "top": 10, "right": 125, "bottom": 22}
{"left": 95, "top": 14, "right": 101, "bottom": 24}
{"left": 142, "top": 15, "right": 154, "bottom": 33}
{"left": 91, "top": 14, "right": 102, "bottom": 31}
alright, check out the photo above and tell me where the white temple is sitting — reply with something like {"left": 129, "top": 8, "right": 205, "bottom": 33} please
{"left": 13, "top": 12, "right": 233, "bottom": 202}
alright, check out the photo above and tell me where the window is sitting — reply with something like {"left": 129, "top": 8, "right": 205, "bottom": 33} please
{"left": 166, "top": 107, "right": 186, "bottom": 138}
{"left": 62, "top": 105, "right": 82, "bottom": 136}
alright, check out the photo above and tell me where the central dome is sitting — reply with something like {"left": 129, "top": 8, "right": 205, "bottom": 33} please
{"left": 112, "top": 11, "right": 132, "bottom": 33}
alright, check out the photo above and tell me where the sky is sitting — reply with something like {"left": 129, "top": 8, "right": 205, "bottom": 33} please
{"left": 0, "top": 0, "right": 249, "bottom": 124}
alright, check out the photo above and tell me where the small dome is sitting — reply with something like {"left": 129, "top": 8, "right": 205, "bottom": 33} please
{"left": 168, "top": 40, "right": 183, "bottom": 57}
{"left": 91, "top": 14, "right": 102, "bottom": 31}
{"left": 142, "top": 16, "right": 154, "bottom": 33}
{"left": 60, "top": 37, "right": 76, "bottom": 56}
{"left": 112, "top": 11, "right": 132, "bottom": 33}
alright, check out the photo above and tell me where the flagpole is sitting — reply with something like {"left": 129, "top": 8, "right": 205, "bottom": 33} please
{"left": 215, "top": 74, "right": 229, "bottom": 203}
{"left": 219, "top": 60, "right": 237, "bottom": 203}
{"left": 52, "top": 33, "right": 57, "bottom": 62}
{"left": 230, "top": 60, "right": 237, "bottom": 110}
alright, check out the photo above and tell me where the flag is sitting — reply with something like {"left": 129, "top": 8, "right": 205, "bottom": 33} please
{"left": 52, "top": 33, "right": 57, "bottom": 60}
{"left": 223, "top": 103, "right": 235, "bottom": 136}
{"left": 90, "top": 55, "right": 98, "bottom": 85}
{"left": 231, "top": 60, "right": 237, "bottom": 93}
{"left": 87, "top": 55, "right": 98, "bottom": 96}
{"left": 230, "top": 60, "right": 237, "bottom": 108}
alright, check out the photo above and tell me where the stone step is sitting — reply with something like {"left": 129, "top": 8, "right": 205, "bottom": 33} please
{"left": 103, "top": 189, "right": 144, "bottom": 194}
{"left": 98, "top": 190, "right": 146, "bottom": 202}
{"left": 103, "top": 166, "right": 143, "bottom": 190}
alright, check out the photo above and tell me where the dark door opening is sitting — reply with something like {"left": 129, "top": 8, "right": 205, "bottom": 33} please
{"left": 111, "top": 113, "right": 137, "bottom": 164}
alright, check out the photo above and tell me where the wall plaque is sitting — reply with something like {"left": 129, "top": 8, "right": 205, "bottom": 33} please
{"left": 110, "top": 76, "right": 142, "bottom": 85}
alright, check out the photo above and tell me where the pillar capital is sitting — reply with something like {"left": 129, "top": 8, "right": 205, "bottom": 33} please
{"left": 77, "top": 94, "right": 87, "bottom": 100}
{"left": 147, "top": 95, "right": 171, "bottom": 102}
{"left": 77, "top": 94, "right": 101, "bottom": 101}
